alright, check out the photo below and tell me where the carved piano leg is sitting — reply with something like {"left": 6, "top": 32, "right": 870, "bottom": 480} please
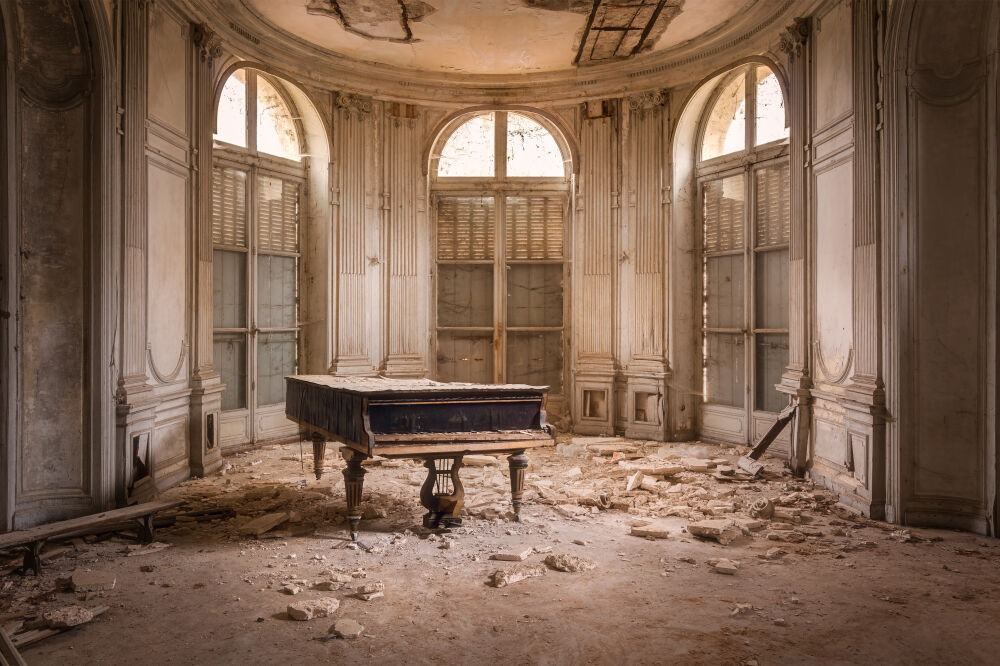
{"left": 419, "top": 457, "right": 465, "bottom": 529}
{"left": 310, "top": 433, "right": 327, "bottom": 480}
{"left": 342, "top": 449, "right": 366, "bottom": 541}
{"left": 507, "top": 451, "right": 529, "bottom": 521}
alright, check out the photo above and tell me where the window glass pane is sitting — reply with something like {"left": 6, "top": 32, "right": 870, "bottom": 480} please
{"left": 507, "top": 264, "right": 562, "bottom": 327}
{"left": 705, "top": 333, "right": 744, "bottom": 407}
{"left": 257, "top": 255, "right": 297, "bottom": 329}
{"left": 213, "top": 250, "right": 246, "bottom": 329}
{"left": 215, "top": 70, "right": 246, "bottom": 147}
{"left": 703, "top": 175, "right": 745, "bottom": 253}
{"left": 755, "top": 67, "right": 788, "bottom": 146}
{"left": 705, "top": 254, "right": 745, "bottom": 329}
{"left": 755, "top": 334, "right": 789, "bottom": 412}
{"left": 506, "top": 113, "right": 564, "bottom": 177}
{"left": 436, "top": 197, "right": 495, "bottom": 260}
{"left": 256, "top": 75, "right": 300, "bottom": 160}
{"left": 257, "top": 175, "right": 299, "bottom": 253}
{"left": 507, "top": 332, "right": 562, "bottom": 393}
{"left": 437, "top": 332, "right": 493, "bottom": 384}
{"left": 437, "top": 265, "right": 493, "bottom": 327}
{"left": 258, "top": 332, "right": 297, "bottom": 406}
{"left": 701, "top": 73, "right": 746, "bottom": 160}
{"left": 437, "top": 113, "right": 495, "bottom": 177}
{"left": 505, "top": 196, "right": 564, "bottom": 260}
{"left": 214, "top": 334, "right": 247, "bottom": 411}
{"left": 755, "top": 248, "right": 788, "bottom": 329}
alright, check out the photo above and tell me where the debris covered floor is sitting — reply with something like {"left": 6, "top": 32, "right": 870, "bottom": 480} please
{"left": 4, "top": 437, "right": 1000, "bottom": 664}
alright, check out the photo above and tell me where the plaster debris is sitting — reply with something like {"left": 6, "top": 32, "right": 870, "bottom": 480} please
{"left": 687, "top": 519, "right": 740, "bottom": 545}
{"left": 462, "top": 455, "right": 498, "bottom": 466}
{"left": 330, "top": 618, "right": 365, "bottom": 639}
{"left": 709, "top": 558, "right": 739, "bottom": 575}
{"left": 488, "top": 564, "right": 546, "bottom": 588}
{"left": 287, "top": 598, "right": 340, "bottom": 621}
{"left": 280, "top": 583, "right": 303, "bottom": 595}
{"left": 749, "top": 497, "right": 775, "bottom": 519}
{"left": 630, "top": 521, "right": 671, "bottom": 539}
{"left": 70, "top": 569, "right": 116, "bottom": 592}
{"left": 543, "top": 553, "right": 597, "bottom": 572}
{"left": 44, "top": 605, "right": 96, "bottom": 629}
{"left": 239, "top": 512, "right": 289, "bottom": 536}
{"left": 355, "top": 581, "right": 385, "bottom": 601}
{"left": 760, "top": 548, "right": 787, "bottom": 560}
{"left": 490, "top": 548, "right": 533, "bottom": 562}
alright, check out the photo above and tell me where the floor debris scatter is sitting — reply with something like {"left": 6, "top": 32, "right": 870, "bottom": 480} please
{"left": 2, "top": 435, "right": 1000, "bottom": 663}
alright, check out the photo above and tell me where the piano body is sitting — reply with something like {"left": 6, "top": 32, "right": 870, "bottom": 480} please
{"left": 284, "top": 376, "right": 554, "bottom": 538}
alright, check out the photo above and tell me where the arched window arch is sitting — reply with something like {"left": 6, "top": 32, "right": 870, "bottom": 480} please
{"left": 695, "top": 63, "right": 790, "bottom": 445}
{"left": 429, "top": 110, "right": 571, "bottom": 408}
{"left": 211, "top": 68, "right": 307, "bottom": 445}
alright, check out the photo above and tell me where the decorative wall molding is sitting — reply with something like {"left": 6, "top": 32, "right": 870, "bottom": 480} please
{"left": 146, "top": 340, "right": 190, "bottom": 383}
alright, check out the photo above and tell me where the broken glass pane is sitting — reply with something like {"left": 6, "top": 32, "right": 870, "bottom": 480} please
{"left": 214, "top": 333, "right": 247, "bottom": 411}
{"left": 215, "top": 70, "right": 246, "bottom": 147}
{"left": 506, "top": 113, "right": 564, "bottom": 177}
{"left": 438, "top": 113, "right": 495, "bottom": 177}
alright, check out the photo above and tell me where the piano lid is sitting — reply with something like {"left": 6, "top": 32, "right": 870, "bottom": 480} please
{"left": 285, "top": 375, "right": 549, "bottom": 398}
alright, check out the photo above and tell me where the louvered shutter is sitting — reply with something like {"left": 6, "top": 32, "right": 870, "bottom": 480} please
{"left": 257, "top": 175, "right": 299, "bottom": 253}
{"left": 436, "top": 197, "right": 495, "bottom": 260}
{"left": 212, "top": 167, "right": 248, "bottom": 247}
{"left": 755, "top": 163, "right": 790, "bottom": 248}
{"left": 703, "top": 175, "right": 745, "bottom": 253}
{"left": 505, "top": 196, "right": 565, "bottom": 260}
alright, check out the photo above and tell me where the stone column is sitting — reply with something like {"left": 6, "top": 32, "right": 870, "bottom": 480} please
{"left": 842, "top": 0, "right": 886, "bottom": 519}
{"left": 116, "top": 0, "right": 157, "bottom": 500}
{"left": 622, "top": 91, "right": 670, "bottom": 440}
{"left": 777, "top": 18, "right": 813, "bottom": 475}
{"left": 187, "top": 23, "right": 225, "bottom": 477}
{"left": 573, "top": 100, "right": 619, "bottom": 435}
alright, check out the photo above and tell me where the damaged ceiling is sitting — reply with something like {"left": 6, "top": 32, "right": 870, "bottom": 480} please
{"left": 238, "top": 0, "right": 754, "bottom": 74}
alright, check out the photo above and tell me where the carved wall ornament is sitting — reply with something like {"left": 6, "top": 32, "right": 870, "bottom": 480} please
{"left": 778, "top": 17, "right": 810, "bottom": 56}
{"left": 627, "top": 89, "right": 667, "bottom": 110}
{"left": 146, "top": 340, "right": 190, "bottom": 384}
{"left": 813, "top": 340, "right": 853, "bottom": 385}
{"left": 192, "top": 24, "right": 224, "bottom": 64}
{"left": 335, "top": 91, "right": 374, "bottom": 114}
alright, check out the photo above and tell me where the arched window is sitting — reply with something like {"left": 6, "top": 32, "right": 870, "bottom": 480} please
{"left": 212, "top": 68, "right": 305, "bottom": 445}
{"left": 431, "top": 111, "right": 570, "bottom": 402}
{"left": 697, "top": 64, "right": 790, "bottom": 444}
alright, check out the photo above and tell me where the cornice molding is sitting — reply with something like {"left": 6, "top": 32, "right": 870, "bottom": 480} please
{"left": 174, "top": 0, "right": 819, "bottom": 105}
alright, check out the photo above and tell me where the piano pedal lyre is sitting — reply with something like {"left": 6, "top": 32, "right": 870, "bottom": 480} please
{"left": 420, "top": 456, "right": 465, "bottom": 529}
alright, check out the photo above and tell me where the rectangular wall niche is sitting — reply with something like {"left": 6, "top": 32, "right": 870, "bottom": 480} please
{"left": 633, "top": 391, "right": 661, "bottom": 424}
{"left": 583, "top": 389, "right": 609, "bottom": 420}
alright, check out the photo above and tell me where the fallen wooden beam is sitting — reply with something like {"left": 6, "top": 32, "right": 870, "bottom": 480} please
{"left": 9, "top": 606, "right": 109, "bottom": 650}
{"left": 0, "top": 626, "right": 27, "bottom": 666}
{"left": 737, "top": 403, "right": 797, "bottom": 477}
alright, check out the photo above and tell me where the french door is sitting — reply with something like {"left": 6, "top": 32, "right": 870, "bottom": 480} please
{"left": 699, "top": 160, "right": 790, "bottom": 444}
{"left": 434, "top": 192, "right": 567, "bottom": 395}
{"left": 212, "top": 163, "right": 303, "bottom": 448}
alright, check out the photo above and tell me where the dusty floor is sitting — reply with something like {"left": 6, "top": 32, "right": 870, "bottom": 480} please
{"left": 4, "top": 436, "right": 1000, "bottom": 665}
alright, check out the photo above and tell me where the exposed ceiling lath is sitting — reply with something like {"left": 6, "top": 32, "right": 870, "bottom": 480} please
{"left": 572, "top": 0, "right": 684, "bottom": 65}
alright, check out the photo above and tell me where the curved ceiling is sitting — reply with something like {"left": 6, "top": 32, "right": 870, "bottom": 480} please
{"left": 239, "top": 0, "right": 756, "bottom": 75}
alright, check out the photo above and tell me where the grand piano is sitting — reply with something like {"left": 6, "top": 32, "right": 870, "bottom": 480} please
{"left": 284, "top": 376, "right": 554, "bottom": 538}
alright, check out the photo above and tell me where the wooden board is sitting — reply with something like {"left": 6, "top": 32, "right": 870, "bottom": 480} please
{"left": 0, "top": 501, "right": 181, "bottom": 551}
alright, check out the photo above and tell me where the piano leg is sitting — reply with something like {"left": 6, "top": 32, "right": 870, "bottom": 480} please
{"left": 342, "top": 449, "right": 367, "bottom": 541}
{"left": 507, "top": 451, "right": 529, "bottom": 521}
{"left": 310, "top": 433, "right": 327, "bottom": 480}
